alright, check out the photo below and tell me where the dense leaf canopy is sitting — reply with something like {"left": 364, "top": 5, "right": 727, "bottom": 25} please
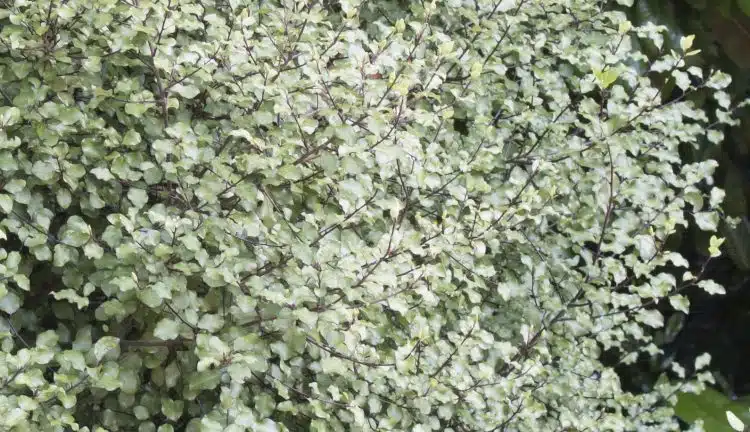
{"left": 0, "top": 0, "right": 742, "bottom": 430}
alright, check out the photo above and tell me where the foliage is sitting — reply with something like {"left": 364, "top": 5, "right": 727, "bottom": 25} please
{"left": 629, "top": 0, "right": 750, "bottom": 271}
{"left": 0, "top": 0, "right": 745, "bottom": 430}
{"left": 625, "top": 0, "right": 750, "bottom": 408}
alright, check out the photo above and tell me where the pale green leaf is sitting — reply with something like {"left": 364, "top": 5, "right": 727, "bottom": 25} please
{"left": 93, "top": 336, "right": 120, "bottom": 362}
{"left": 171, "top": 84, "right": 200, "bottom": 99}
{"left": 154, "top": 318, "right": 181, "bottom": 340}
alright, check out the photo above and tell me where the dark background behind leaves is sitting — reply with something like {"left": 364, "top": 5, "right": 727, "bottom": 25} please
{"left": 613, "top": 0, "right": 750, "bottom": 427}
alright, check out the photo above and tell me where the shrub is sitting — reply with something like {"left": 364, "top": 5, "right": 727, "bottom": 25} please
{"left": 0, "top": 0, "right": 741, "bottom": 430}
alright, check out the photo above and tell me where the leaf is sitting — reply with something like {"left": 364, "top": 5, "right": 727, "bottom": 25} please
{"left": 59, "top": 107, "right": 82, "bottom": 125}
{"left": 697, "top": 279, "right": 726, "bottom": 295}
{"left": 727, "top": 411, "right": 745, "bottom": 432}
{"left": 438, "top": 41, "right": 455, "bottom": 56}
{"left": 634, "top": 234, "right": 656, "bottom": 259}
{"left": 161, "top": 398, "right": 184, "bottom": 422}
{"left": 636, "top": 309, "right": 664, "bottom": 328}
{"left": 31, "top": 160, "right": 58, "bottom": 182}
{"left": 470, "top": 62, "right": 483, "bottom": 80}
{"left": 197, "top": 314, "right": 224, "bottom": 332}
{"left": 36, "top": 330, "right": 59, "bottom": 348}
{"left": 0, "top": 291, "right": 21, "bottom": 314}
{"left": 152, "top": 139, "right": 174, "bottom": 154}
{"left": 171, "top": 83, "right": 200, "bottom": 99}
{"left": 300, "top": 118, "right": 318, "bottom": 134}
{"left": 618, "top": 20, "right": 632, "bottom": 34}
{"left": 134, "top": 405, "right": 149, "bottom": 421}
{"left": 669, "top": 294, "right": 689, "bottom": 313}
{"left": 52, "top": 289, "right": 90, "bottom": 309}
{"left": 694, "top": 211, "right": 719, "bottom": 231}
{"left": 56, "top": 188, "right": 72, "bottom": 209}
{"left": 83, "top": 242, "right": 104, "bottom": 260}
{"left": 60, "top": 350, "right": 87, "bottom": 371}
{"left": 125, "top": 102, "right": 148, "bottom": 117}
{"left": 138, "top": 287, "right": 163, "bottom": 308}
{"left": 673, "top": 70, "right": 690, "bottom": 91}
{"left": 179, "top": 235, "right": 201, "bottom": 253}
{"left": 715, "top": 91, "right": 731, "bottom": 109}
{"left": 123, "top": 130, "right": 141, "bottom": 147}
{"left": 11, "top": 62, "right": 31, "bottom": 79}
{"left": 679, "top": 35, "right": 695, "bottom": 51}
{"left": 710, "top": 187, "right": 727, "bottom": 208}
{"left": 128, "top": 187, "right": 149, "bottom": 209}
{"left": 164, "top": 362, "right": 180, "bottom": 388}
{"left": 709, "top": 235, "right": 725, "bottom": 258}
{"left": 395, "top": 19, "right": 405, "bottom": 33}
{"left": 91, "top": 166, "right": 115, "bottom": 181}
{"left": 0, "top": 107, "right": 20, "bottom": 126}
{"left": 0, "top": 193, "right": 13, "bottom": 213}
{"left": 593, "top": 67, "right": 619, "bottom": 89}
{"left": 143, "top": 166, "right": 163, "bottom": 184}
{"left": 695, "top": 353, "right": 712, "bottom": 370}
{"left": 61, "top": 216, "right": 92, "bottom": 247}
{"left": 320, "top": 357, "right": 347, "bottom": 375}
{"left": 188, "top": 370, "right": 221, "bottom": 391}
{"left": 93, "top": 336, "right": 120, "bottom": 362}
{"left": 154, "top": 318, "right": 181, "bottom": 340}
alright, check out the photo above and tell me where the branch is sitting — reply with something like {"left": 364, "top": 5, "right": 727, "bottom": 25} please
{"left": 306, "top": 337, "right": 395, "bottom": 368}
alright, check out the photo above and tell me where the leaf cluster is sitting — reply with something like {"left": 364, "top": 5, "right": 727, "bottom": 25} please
{"left": 0, "top": 0, "right": 743, "bottom": 431}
